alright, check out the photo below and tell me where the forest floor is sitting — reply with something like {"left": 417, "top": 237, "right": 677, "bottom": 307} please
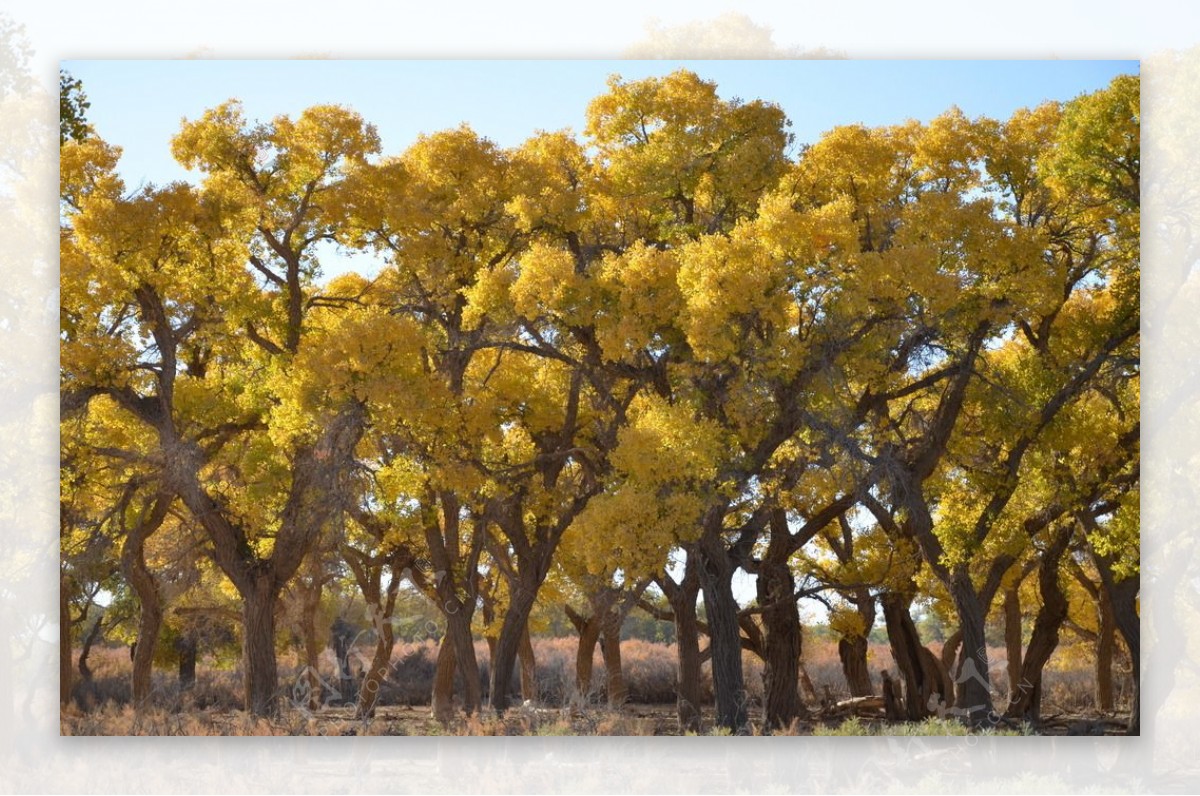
{"left": 61, "top": 701, "right": 1132, "bottom": 736}
{"left": 61, "top": 640, "right": 1134, "bottom": 736}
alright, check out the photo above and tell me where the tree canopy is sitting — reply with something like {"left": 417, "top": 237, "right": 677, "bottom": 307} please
{"left": 61, "top": 69, "right": 1138, "bottom": 733}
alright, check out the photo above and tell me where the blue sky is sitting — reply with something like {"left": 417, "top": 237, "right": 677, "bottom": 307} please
{"left": 66, "top": 60, "right": 1137, "bottom": 190}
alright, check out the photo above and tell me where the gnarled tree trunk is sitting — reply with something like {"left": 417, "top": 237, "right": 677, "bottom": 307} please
{"left": 1005, "top": 525, "right": 1072, "bottom": 723}
{"left": 600, "top": 619, "right": 625, "bottom": 707}
{"left": 566, "top": 605, "right": 602, "bottom": 702}
{"left": 757, "top": 555, "right": 804, "bottom": 729}
{"left": 432, "top": 634, "right": 456, "bottom": 724}
{"left": 1004, "top": 585, "right": 1023, "bottom": 702}
{"left": 839, "top": 591, "right": 877, "bottom": 698}
{"left": 489, "top": 570, "right": 541, "bottom": 713}
{"left": 519, "top": 625, "right": 537, "bottom": 703}
{"left": 881, "top": 591, "right": 949, "bottom": 721}
{"left": 299, "top": 597, "right": 322, "bottom": 711}
{"left": 661, "top": 556, "right": 703, "bottom": 733}
{"left": 1095, "top": 557, "right": 1139, "bottom": 735}
{"left": 177, "top": 633, "right": 198, "bottom": 693}
{"left": 241, "top": 575, "right": 279, "bottom": 717}
{"left": 839, "top": 635, "right": 873, "bottom": 698}
{"left": 445, "top": 606, "right": 481, "bottom": 714}
{"left": 1096, "top": 585, "right": 1116, "bottom": 712}
{"left": 697, "top": 528, "right": 747, "bottom": 732}
{"left": 358, "top": 619, "right": 393, "bottom": 718}
{"left": 77, "top": 614, "right": 104, "bottom": 685}
{"left": 121, "top": 495, "right": 170, "bottom": 708}
{"left": 60, "top": 577, "right": 72, "bottom": 708}
{"left": 947, "top": 570, "right": 993, "bottom": 723}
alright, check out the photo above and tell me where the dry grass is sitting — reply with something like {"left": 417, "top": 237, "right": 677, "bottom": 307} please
{"left": 64, "top": 636, "right": 1128, "bottom": 735}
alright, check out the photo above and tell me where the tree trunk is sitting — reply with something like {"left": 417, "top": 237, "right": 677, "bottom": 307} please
{"left": 1110, "top": 581, "right": 1139, "bottom": 735}
{"left": 489, "top": 578, "right": 539, "bottom": 713}
{"left": 757, "top": 556, "right": 804, "bottom": 729}
{"left": 881, "top": 591, "right": 948, "bottom": 721}
{"left": 358, "top": 621, "right": 394, "bottom": 718}
{"left": 177, "top": 634, "right": 198, "bottom": 692}
{"left": 940, "top": 628, "right": 963, "bottom": 706}
{"left": 60, "top": 578, "right": 72, "bottom": 708}
{"left": 838, "top": 591, "right": 877, "bottom": 698}
{"left": 1005, "top": 526, "right": 1071, "bottom": 723}
{"left": 881, "top": 670, "right": 905, "bottom": 720}
{"left": 572, "top": 614, "right": 602, "bottom": 701}
{"left": 798, "top": 659, "right": 819, "bottom": 705}
{"left": 519, "top": 625, "right": 537, "bottom": 703}
{"left": 941, "top": 629, "right": 963, "bottom": 676}
{"left": 332, "top": 623, "right": 354, "bottom": 703}
{"left": 949, "top": 570, "right": 994, "bottom": 724}
{"left": 1098, "top": 565, "right": 1139, "bottom": 735}
{"left": 300, "top": 596, "right": 322, "bottom": 711}
{"left": 446, "top": 607, "right": 481, "bottom": 715}
{"left": 1004, "top": 598, "right": 1065, "bottom": 722}
{"left": 665, "top": 563, "right": 703, "bottom": 733}
{"left": 241, "top": 576, "right": 279, "bottom": 717}
{"left": 601, "top": 618, "right": 626, "bottom": 707}
{"left": 296, "top": 553, "right": 327, "bottom": 711}
{"left": 78, "top": 614, "right": 104, "bottom": 684}
{"left": 697, "top": 532, "right": 747, "bottom": 732}
{"left": 1004, "top": 585, "right": 1023, "bottom": 702}
{"left": 432, "top": 635, "right": 456, "bottom": 724}
{"left": 1094, "top": 585, "right": 1115, "bottom": 712}
{"left": 838, "top": 636, "right": 873, "bottom": 697}
{"left": 122, "top": 535, "right": 164, "bottom": 708}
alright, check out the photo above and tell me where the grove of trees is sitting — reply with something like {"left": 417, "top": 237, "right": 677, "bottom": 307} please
{"left": 60, "top": 68, "right": 1139, "bottom": 734}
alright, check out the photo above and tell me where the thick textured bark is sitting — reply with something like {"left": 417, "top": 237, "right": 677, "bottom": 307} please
{"left": 839, "top": 636, "right": 873, "bottom": 697}
{"left": 1098, "top": 564, "right": 1139, "bottom": 735}
{"left": 600, "top": 620, "right": 625, "bottom": 707}
{"left": 296, "top": 552, "right": 328, "bottom": 711}
{"left": 519, "top": 625, "right": 537, "bottom": 703}
{"left": 241, "top": 576, "right": 279, "bottom": 717}
{"left": 881, "top": 670, "right": 905, "bottom": 720}
{"left": 838, "top": 591, "right": 877, "bottom": 698}
{"left": 78, "top": 615, "right": 104, "bottom": 684}
{"left": 60, "top": 578, "right": 72, "bottom": 708}
{"left": 446, "top": 608, "right": 481, "bottom": 714}
{"left": 420, "top": 489, "right": 485, "bottom": 718}
{"left": 129, "top": 599, "right": 163, "bottom": 707}
{"left": 662, "top": 559, "right": 703, "bottom": 733}
{"left": 940, "top": 628, "right": 963, "bottom": 706}
{"left": 1111, "top": 583, "right": 1139, "bottom": 735}
{"left": 798, "top": 659, "right": 819, "bottom": 705}
{"left": 358, "top": 620, "right": 394, "bottom": 718}
{"left": 567, "top": 606, "right": 602, "bottom": 701}
{"left": 941, "top": 629, "right": 963, "bottom": 676}
{"left": 489, "top": 575, "right": 540, "bottom": 713}
{"left": 1096, "top": 585, "right": 1116, "bottom": 711}
{"left": 881, "top": 592, "right": 949, "bottom": 720}
{"left": 177, "top": 634, "right": 198, "bottom": 692}
{"left": 123, "top": 545, "right": 164, "bottom": 707}
{"left": 432, "top": 635, "right": 456, "bottom": 724}
{"left": 1005, "top": 526, "right": 1071, "bottom": 723}
{"left": 117, "top": 491, "right": 173, "bottom": 708}
{"left": 300, "top": 595, "right": 322, "bottom": 711}
{"left": 757, "top": 557, "right": 804, "bottom": 728}
{"left": 948, "top": 571, "right": 993, "bottom": 723}
{"left": 1004, "top": 586, "right": 1023, "bottom": 701}
{"left": 697, "top": 529, "right": 747, "bottom": 732}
